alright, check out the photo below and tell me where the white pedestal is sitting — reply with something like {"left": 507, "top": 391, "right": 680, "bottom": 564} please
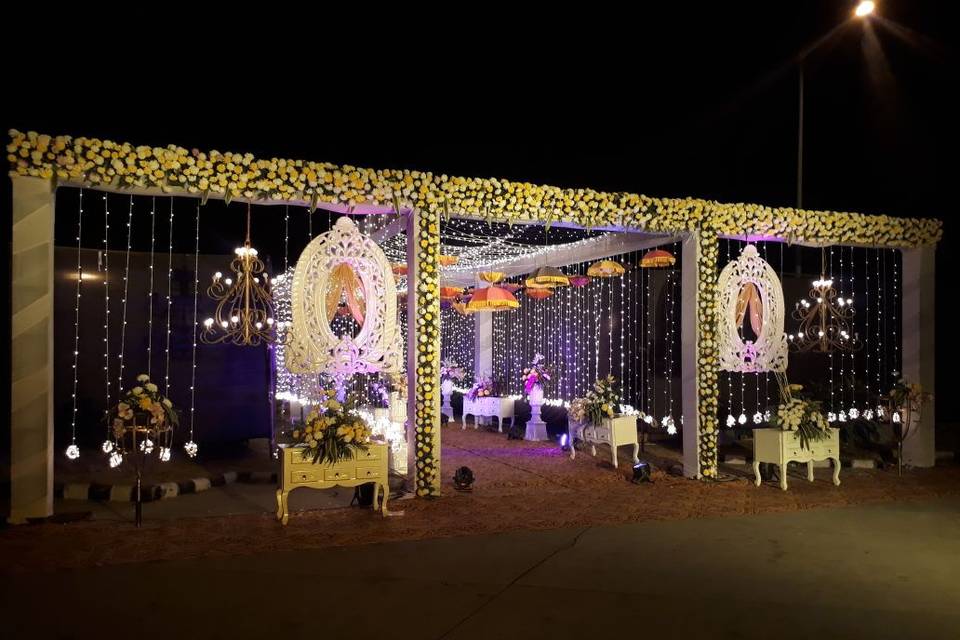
{"left": 525, "top": 385, "right": 549, "bottom": 441}
{"left": 440, "top": 379, "right": 454, "bottom": 423}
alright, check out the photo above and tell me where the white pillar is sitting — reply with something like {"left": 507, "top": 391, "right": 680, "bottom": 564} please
{"left": 473, "top": 311, "right": 493, "bottom": 381}
{"left": 901, "top": 246, "right": 936, "bottom": 467}
{"left": 680, "top": 232, "right": 701, "bottom": 478}
{"left": 9, "top": 176, "right": 56, "bottom": 523}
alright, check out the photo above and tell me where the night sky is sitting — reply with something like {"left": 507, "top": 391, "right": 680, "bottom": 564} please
{"left": 2, "top": 1, "right": 955, "bottom": 414}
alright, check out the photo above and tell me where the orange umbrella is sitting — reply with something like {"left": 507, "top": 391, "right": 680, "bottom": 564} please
{"left": 568, "top": 275, "right": 591, "bottom": 287}
{"left": 640, "top": 249, "right": 676, "bottom": 268}
{"left": 466, "top": 286, "right": 519, "bottom": 311}
{"left": 440, "top": 286, "right": 463, "bottom": 300}
{"left": 391, "top": 263, "right": 408, "bottom": 276}
{"left": 439, "top": 255, "right": 459, "bottom": 267}
{"left": 525, "top": 288, "right": 554, "bottom": 300}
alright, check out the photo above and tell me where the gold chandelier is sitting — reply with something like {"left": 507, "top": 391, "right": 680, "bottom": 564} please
{"left": 201, "top": 204, "right": 276, "bottom": 346}
{"left": 789, "top": 249, "right": 860, "bottom": 353}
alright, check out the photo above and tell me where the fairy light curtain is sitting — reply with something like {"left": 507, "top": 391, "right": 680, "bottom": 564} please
{"left": 715, "top": 239, "right": 902, "bottom": 429}
{"left": 51, "top": 188, "right": 273, "bottom": 452}
{"left": 440, "top": 305, "right": 475, "bottom": 383}
{"left": 491, "top": 242, "right": 683, "bottom": 424}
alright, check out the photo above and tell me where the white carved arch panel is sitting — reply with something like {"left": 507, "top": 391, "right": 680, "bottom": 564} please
{"left": 716, "top": 244, "right": 788, "bottom": 373}
{"left": 286, "top": 217, "right": 401, "bottom": 377}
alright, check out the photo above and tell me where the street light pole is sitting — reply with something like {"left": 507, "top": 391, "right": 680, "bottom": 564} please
{"left": 797, "top": 62, "right": 805, "bottom": 209}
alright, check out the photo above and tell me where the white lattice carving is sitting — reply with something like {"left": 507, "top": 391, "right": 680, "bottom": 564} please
{"left": 286, "top": 217, "right": 401, "bottom": 378}
{"left": 717, "top": 244, "right": 788, "bottom": 373}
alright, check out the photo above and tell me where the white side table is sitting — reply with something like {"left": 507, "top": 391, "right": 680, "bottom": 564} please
{"left": 569, "top": 415, "right": 639, "bottom": 469}
{"left": 752, "top": 427, "right": 841, "bottom": 491}
{"left": 462, "top": 396, "right": 514, "bottom": 432}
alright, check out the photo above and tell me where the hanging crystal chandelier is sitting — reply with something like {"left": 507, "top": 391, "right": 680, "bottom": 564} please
{"left": 789, "top": 248, "right": 860, "bottom": 353}
{"left": 201, "top": 203, "right": 276, "bottom": 346}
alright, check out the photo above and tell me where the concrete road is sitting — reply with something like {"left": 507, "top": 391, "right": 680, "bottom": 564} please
{"left": 3, "top": 497, "right": 959, "bottom": 639}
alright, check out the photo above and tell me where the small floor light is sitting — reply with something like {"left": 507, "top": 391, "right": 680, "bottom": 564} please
{"left": 632, "top": 461, "right": 652, "bottom": 484}
{"left": 453, "top": 466, "right": 475, "bottom": 491}
{"left": 560, "top": 433, "right": 570, "bottom": 451}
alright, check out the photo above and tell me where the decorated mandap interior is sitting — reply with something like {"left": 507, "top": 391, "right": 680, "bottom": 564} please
{"left": 7, "top": 130, "right": 941, "bottom": 524}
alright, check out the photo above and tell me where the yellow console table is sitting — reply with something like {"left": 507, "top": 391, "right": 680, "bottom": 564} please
{"left": 276, "top": 442, "right": 389, "bottom": 525}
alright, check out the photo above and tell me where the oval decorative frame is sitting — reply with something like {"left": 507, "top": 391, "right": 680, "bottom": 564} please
{"left": 286, "top": 217, "right": 401, "bottom": 378}
{"left": 716, "top": 244, "right": 787, "bottom": 373}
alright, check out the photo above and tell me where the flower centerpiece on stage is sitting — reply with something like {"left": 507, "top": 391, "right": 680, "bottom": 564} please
{"left": 103, "top": 373, "right": 179, "bottom": 466}
{"left": 291, "top": 391, "right": 373, "bottom": 465}
{"left": 769, "top": 381, "right": 829, "bottom": 450}
{"left": 465, "top": 376, "right": 494, "bottom": 401}
{"left": 522, "top": 353, "right": 552, "bottom": 396}
{"left": 569, "top": 375, "right": 621, "bottom": 426}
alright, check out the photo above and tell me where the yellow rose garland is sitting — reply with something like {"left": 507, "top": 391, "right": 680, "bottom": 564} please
{"left": 414, "top": 206, "right": 441, "bottom": 497}
{"left": 7, "top": 130, "right": 942, "bottom": 247}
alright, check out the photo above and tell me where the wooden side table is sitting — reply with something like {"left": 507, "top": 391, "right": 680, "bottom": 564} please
{"left": 752, "top": 428, "right": 841, "bottom": 491}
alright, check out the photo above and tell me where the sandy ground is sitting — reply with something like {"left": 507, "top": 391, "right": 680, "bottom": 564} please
{"left": 4, "top": 422, "right": 958, "bottom": 574}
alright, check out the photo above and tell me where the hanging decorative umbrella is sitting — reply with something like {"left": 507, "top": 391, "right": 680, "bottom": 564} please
{"left": 524, "top": 277, "right": 554, "bottom": 289}
{"left": 453, "top": 301, "right": 473, "bottom": 316}
{"left": 440, "top": 286, "right": 463, "bottom": 300}
{"left": 439, "top": 255, "right": 460, "bottom": 267}
{"left": 478, "top": 271, "right": 506, "bottom": 283}
{"left": 530, "top": 266, "right": 570, "bottom": 287}
{"left": 587, "top": 260, "right": 625, "bottom": 277}
{"left": 466, "top": 286, "right": 520, "bottom": 311}
{"left": 391, "top": 263, "right": 408, "bottom": 276}
{"left": 500, "top": 282, "right": 521, "bottom": 293}
{"left": 640, "top": 249, "right": 676, "bottom": 268}
{"left": 568, "top": 275, "right": 591, "bottom": 287}
{"left": 525, "top": 288, "right": 554, "bottom": 300}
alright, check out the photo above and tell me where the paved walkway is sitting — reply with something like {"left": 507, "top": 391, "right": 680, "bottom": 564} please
{"left": 3, "top": 497, "right": 959, "bottom": 639}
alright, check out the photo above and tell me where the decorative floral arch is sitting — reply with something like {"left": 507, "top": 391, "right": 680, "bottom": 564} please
{"left": 286, "top": 217, "right": 402, "bottom": 378}
{"left": 716, "top": 244, "right": 788, "bottom": 373}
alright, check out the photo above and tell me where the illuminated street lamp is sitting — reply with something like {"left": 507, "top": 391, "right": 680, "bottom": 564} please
{"left": 854, "top": 1, "right": 876, "bottom": 18}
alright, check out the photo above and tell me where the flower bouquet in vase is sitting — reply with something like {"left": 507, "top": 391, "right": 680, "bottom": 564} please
{"left": 466, "top": 376, "right": 494, "bottom": 401}
{"left": 522, "top": 353, "right": 552, "bottom": 401}
{"left": 291, "top": 391, "right": 374, "bottom": 465}
{"left": 440, "top": 358, "right": 466, "bottom": 395}
{"left": 570, "top": 375, "right": 621, "bottom": 426}
{"left": 769, "top": 378, "right": 830, "bottom": 450}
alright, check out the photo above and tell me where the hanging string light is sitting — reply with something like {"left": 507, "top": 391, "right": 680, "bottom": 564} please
{"left": 116, "top": 196, "right": 134, "bottom": 393}
{"left": 146, "top": 197, "right": 157, "bottom": 377}
{"left": 101, "top": 193, "right": 114, "bottom": 455}
{"left": 789, "top": 247, "right": 860, "bottom": 353}
{"left": 185, "top": 201, "right": 201, "bottom": 458}
{"left": 66, "top": 189, "right": 84, "bottom": 461}
{"left": 201, "top": 203, "right": 276, "bottom": 346}
{"left": 725, "top": 240, "right": 736, "bottom": 428}
{"left": 163, "top": 198, "right": 175, "bottom": 396}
